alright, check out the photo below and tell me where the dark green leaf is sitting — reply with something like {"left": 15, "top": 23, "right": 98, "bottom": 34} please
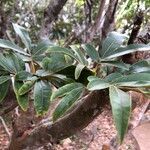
{"left": 109, "top": 86, "right": 131, "bottom": 143}
{"left": 13, "top": 79, "right": 29, "bottom": 111}
{"left": 129, "top": 60, "right": 150, "bottom": 73}
{"left": 75, "top": 64, "right": 85, "bottom": 80}
{"left": 18, "top": 77, "right": 38, "bottom": 95}
{"left": 101, "top": 61, "right": 130, "bottom": 70}
{"left": 53, "top": 87, "right": 84, "bottom": 121}
{"left": 0, "top": 39, "right": 29, "bottom": 56}
{"left": 70, "top": 45, "right": 88, "bottom": 65}
{"left": 0, "top": 80, "right": 10, "bottom": 103}
{"left": 81, "top": 44, "right": 99, "bottom": 61}
{"left": 15, "top": 71, "right": 32, "bottom": 81}
{"left": 51, "top": 82, "right": 83, "bottom": 101}
{"left": 12, "top": 23, "right": 31, "bottom": 51}
{"left": 0, "top": 75, "right": 11, "bottom": 84}
{"left": 101, "top": 32, "right": 127, "bottom": 58}
{"left": 34, "top": 80, "right": 52, "bottom": 115}
{"left": 104, "top": 44, "right": 150, "bottom": 59}
{"left": 87, "top": 79, "right": 110, "bottom": 90}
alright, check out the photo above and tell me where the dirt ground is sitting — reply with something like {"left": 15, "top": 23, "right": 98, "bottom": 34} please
{"left": 0, "top": 105, "right": 149, "bottom": 150}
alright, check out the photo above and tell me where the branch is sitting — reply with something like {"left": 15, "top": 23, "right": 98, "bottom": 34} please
{"left": 0, "top": 116, "right": 11, "bottom": 140}
{"left": 9, "top": 90, "right": 109, "bottom": 149}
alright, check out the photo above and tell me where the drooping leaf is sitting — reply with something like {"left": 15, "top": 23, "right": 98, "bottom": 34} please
{"left": 81, "top": 44, "right": 99, "bottom": 61}
{"left": 51, "top": 82, "right": 83, "bottom": 101}
{"left": 104, "top": 44, "right": 150, "bottom": 59}
{"left": 87, "top": 79, "right": 110, "bottom": 91}
{"left": 70, "top": 45, "right": 88, "bottom": 65}
{"left": 101, "top": 32, "right": 127, "bottom": 58}
{"left": 0, "top": 75, "right": 11, "bottom": 84}
{"left": 12, "top": 23, "right": 31, "bottom": 51}
{"left": 0, "top": 80, "right": 10, "bottom": 103}
{"left": 109, "top": 86, "right": 131, "bottom": 143}
{"left": 34, "top": 80, "right": 52, "bottom": 115}
{"left": 13, "top": 79, "right": 29, "bottom": 111}
{"left": 0, "top": 39, "right": 29, "bottom": 56}
{"left": 75, "top": 64, "right": 85, "bottom": 80}
{"left": 53, "top": 87, "right": 84, "bottom": 121}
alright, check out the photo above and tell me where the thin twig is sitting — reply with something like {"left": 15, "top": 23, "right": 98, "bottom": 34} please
{"left": 0, "top": 116, "right": 11, "bottom": 141}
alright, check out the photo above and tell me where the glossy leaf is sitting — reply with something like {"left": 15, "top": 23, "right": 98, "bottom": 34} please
{"left": 34, "top": 80, "right": 52, "bottom": 115}
{"left": 101, "top": 32, "right": 127, "bottom": 58}
{"left": 0, "top": 80, "right": 10, "bottom": 103}
{"left": 75, "top": 64, "right": 85, "bottom": 79}
{"left": 0, "top": 39, "right": 29, "bottom": 56}
{"left": 53, "top": 87, "right": 84, "bottom": 121}
{"left": 51, "top": 82, "right": 83, "bottom": 101}
{"left": 104, "top": 44, "right": 150, "bottom": 59}
{"left": 109, "top": 86, "right": 131, "bottom": 143}
{"left": 87, "top": 79, "right": 110, "bottom": 91}
{"left": 13, "top": 23, "right": 31, "bottom": 51}
{"left": 13, "top": 79, "right": 29, "bottom": 111}
{"left": 81, "top": 44, "right": 99, "bottom": 61}
{"left": 129, "top": 60, "right": 150, "bottom": 73}
{"left": 70, "top": 45, "right": 88, "bottom": 65}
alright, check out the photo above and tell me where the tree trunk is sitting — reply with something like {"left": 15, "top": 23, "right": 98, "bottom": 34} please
{"left": 39, "top": 0, "right": 68, "bottom": 40}
{"left": 9, "top": 90, "right": 109, "bottom": 149}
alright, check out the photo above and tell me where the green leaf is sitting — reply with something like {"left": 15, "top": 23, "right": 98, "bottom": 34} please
{"left": 46, "top": 46, "right": 78, "bottom": 61}
{"left": 0, "top": 53, "right": 25, "bottom": 73}
{"left": 105, "top": 73, "right": 123, "bottom": 82}
{"left": 87, "top": 76, "right": 100, "bottom": 82}
{"left": 51, "top": 82, "right": 83, "bottom": 101}
{"left": 0, "top": 75, "right": 11, "bottom": 84}
{"left": 111, "top": 73, "right": 150, "bottom": 88}
{"left": 42, "top": 53, "right": 72, "bottom": 73}
{"left": 70, "top": 45, "right": 88, "bottom": 65}
{"left": 129, "top": 60, "right": 150, "bottom": 73}
{"left": 109, "top": 86, "right": 131, "bottom": 143}
{"left": 87, "top": 79, "right": 110, "bottom": 91}
{"left": 18, "top": 77, "right": 38, "bottom": 95}
{"left": 0, "top": 39, "right": 29, "bottom": 56}
{"left": 81, "top": 44, "right": 99, "bottom": 61}
{"left": 75, "top": 64, "right": 85, "bottom": 80}
{"left": 13, "top": 79, "right": 29, "bottom": 111}
{"left": 34, "top": 80, "right": 52, "bottom": 116}
{"left": 31, "top": 40, "right": 53, "bottom": 56}
{"left": 101, "top": 61, "right": 130, "bottom": 70}
{"left": 12, "top": 23, "right": 31, "bottom": 51}
{"left": 15, "top": 71, "right": 32, "bottom": 81}
{"left": 0, "top": 80, "right": 10, "bottom": 103}
{"left": 101, "top": 32, "right": 127, "bottom": 58}
{"left": 53, "top": 87, "right": 84, "bottom": 121}
{"left": 104, "top": 44, "right": 150, "bottom": 59}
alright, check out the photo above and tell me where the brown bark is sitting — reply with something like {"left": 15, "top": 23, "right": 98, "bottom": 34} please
{"left": 39, "top": 0, "right": 68, "bottom": 40}
{"left": 9, "top": 90, "right": 109, "bottom": 149}
{"left": 122, "top": 11, "right": 144, "bottom": 64}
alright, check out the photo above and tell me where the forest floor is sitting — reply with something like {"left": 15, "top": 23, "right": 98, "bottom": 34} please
{"left": 0, "top": 104, "right": 149, "bottom": 150}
